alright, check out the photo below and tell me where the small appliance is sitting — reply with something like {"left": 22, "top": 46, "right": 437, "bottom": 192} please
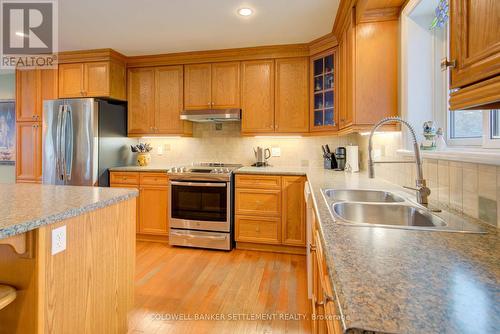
{"left": 253, "top": 146, "right": 271, "bottom": 167}
{"left": 334, "top": 147, "right": 346, "bottom": 171}
{"left": 345, "top": 145, "right": 359, "bottom": 173}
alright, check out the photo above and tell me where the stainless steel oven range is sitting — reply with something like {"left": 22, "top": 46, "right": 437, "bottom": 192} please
{"left": 168, "top": 163, "right": 242, "bottom": 250}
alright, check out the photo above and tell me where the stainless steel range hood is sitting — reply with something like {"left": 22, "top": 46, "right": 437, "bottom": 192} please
{"left": 180, "top": 109, "right": 241, "bottom": 122}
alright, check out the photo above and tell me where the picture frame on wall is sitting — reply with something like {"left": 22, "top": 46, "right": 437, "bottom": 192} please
{"left": 0, "top": 101, "right": 15, "bottom": 165}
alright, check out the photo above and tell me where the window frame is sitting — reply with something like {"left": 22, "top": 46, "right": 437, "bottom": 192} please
{"left": 483, "top": 110, "right": 500, "bottom": 149}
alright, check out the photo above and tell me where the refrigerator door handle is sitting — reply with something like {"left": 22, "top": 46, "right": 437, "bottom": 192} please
{"left": 65, "top": 105, "right": 74, "bottom": 181}
{"left": 60, "top": 105, "right": 68, "bottom": 182}
{"left": 55, "top": 104, "right": 64, "bottom": 181}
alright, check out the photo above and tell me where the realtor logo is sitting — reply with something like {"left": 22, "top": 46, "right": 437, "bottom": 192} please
{"left": 0, "top": 0, "right": 58, "bottom": 69}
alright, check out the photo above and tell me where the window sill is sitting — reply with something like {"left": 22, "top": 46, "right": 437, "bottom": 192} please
{"left": 397, "top": 148, "right": 500, "bottom": 166}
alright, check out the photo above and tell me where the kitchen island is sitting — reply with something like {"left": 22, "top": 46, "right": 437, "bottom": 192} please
{"left": 0, "top": 183, "right": 138, "bottom": 334}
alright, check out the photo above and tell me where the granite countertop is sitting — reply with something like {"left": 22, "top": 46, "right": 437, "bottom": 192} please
{"left": 0, "top": 184, "right": 138, "bottom": 240}
{"left": 237, "top": 166, "right": 499, "bottom": 334}
{"left": 235, "top": 166, "right": 308, "bottom": 176}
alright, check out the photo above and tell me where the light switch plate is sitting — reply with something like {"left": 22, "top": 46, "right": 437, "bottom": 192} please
{"left": 157, "top": 145, "right": 164, "bottom": 155}
{"left": 51, "top": 225, "right": 66, "bottom": 255}
{"left": 271, "top": 147, "right": 281, "bottom": 157}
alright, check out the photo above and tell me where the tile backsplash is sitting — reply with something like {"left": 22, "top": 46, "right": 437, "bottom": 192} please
{"left": 142, "top": 122, "right": 358, "bottom": 168}
{"left": 357, "top": 132, "right": 500, "bottom": 228}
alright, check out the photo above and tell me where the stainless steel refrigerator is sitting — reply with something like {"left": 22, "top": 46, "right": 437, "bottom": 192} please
{"left": 42, "top": 98, "right": 136, "bottom": 186}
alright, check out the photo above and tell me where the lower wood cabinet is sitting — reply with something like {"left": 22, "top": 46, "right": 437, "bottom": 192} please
{"left": 235, "top": 174, "right": 306, "bottom": 253}
{"left": 310, "top": 210, "right": 343, "bottom": 334}
{"left": 110, "top": 171, "right": 169, "bottom": 241}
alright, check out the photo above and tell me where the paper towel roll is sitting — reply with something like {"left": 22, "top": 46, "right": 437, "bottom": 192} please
{"left": 345, "top": 146, "right": 359, "bottom": 173}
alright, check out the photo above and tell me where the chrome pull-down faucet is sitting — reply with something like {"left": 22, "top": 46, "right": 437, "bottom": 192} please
{"left": 368, "top": 117, "right": 431, "bottom": 205}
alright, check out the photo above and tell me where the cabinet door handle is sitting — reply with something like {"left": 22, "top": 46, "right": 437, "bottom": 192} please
{"left": 440, "top": 58, "right": 456, "bottom": 71}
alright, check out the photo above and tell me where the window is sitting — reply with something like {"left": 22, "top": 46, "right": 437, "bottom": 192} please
{"left": 490, "top": 110, "right": 500, "bottom": 139}
{"left": 402, "top": 0, "right": 499, "bottom": 150}
{"left": 449, "top": 110, "right": 483, "bottom": 139}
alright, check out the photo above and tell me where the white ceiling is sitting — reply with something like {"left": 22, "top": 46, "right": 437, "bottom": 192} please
{"left": 58, "top": 0, "right": 339, "bottom": 56}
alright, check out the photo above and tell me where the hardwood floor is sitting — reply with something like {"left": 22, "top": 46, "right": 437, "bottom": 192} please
{"left": 129, "top": 241, "right": 311, "bottom": 334}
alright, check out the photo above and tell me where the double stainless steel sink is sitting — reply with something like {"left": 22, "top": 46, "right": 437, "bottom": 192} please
{"left": 323, "top": 189, "right": 486, "bottom": 233}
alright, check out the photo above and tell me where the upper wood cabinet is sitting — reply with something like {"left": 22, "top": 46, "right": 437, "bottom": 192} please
{"left": 448, "top": 0, "right": 500, "bottom": 109}
{"left": 335, "top": 9, "right": 398, "bottom": 132}
{"left": 211, "top": 62, "right": 240, "bottom": 108}
{"left": 184, "top": 62, "right": 240, "bottom": 110}
{"left": 128, "top": 66, "right": 192, "bottom": 136}
{"left": 58, "top": 61, "right": 126, "bottom": 100}
{"left": 155, "top": 66, "right": 189, "bottom": 133}
{"left": 16, "top": 69, "right": 58, "bottom": 122}
{"left": 128, "top": 68, "right": 155, "bottom": 134}
{"left": 450, "top": 0, "right": 499, "bottom": 88}
{"left": 184, "top": 64, "right": 212, "bottom": 110}
{"left": 275, "top": 57, "right": 309, "bottom": 133}
{"left": 310, "top": 49, "right": 337, "bottom": 132}
{"left": 241, "top": 60, "right": 275, "bottom": 134}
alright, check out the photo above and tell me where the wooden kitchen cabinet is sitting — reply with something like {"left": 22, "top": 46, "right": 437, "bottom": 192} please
{"left": 110, "top": 172, "right": 169, "bottom": 241}
{"left": 155, "top": 66, "right": 191, "bottom": 134}
{"left": 275, "top": 57, "right": 309, "bottom": 133}
{"left": 310, "top": 49, "right": 337, "bottom": 132}
{"left": 310, "top": 211, "right": 343, "bottom": 334}
{"left": 448, "top": 0, "right": 500, "bottom": 109}
{"left": 58, "top": 61, "right": 126, "bottom": 100}
{"left": 184, "top": 64, "right": 212, "bottom": 110}
{"left": 235, "top": 215, "right": 281, "bottom": 245}
{"left": 334, "top": 8, "right": 398, "bottom": 132}
{"left": 16, "top": 69, "right": 57, "bottom": 183}
{"left": 128, "top": 66, "right": 192, "bottom": 136}
{"left": 16, "top": 122, "right": 42, "bottom": 183}
{"left": 282, "top": 176, "right": 306, "bottom": 246}
{"left": 16, "top": 69, "right": 58, "bottom": 122}
{"left": 241, "top": 60, "right": 275, "bottom": 134}
{"left": 184, "top": 62, "right": 240, "bottom": 110}
{"left": 128, "top": 68, "right": 155, "bottom": 134}
{"left": 211, "top": 62, "right": 240, "bottom": 109}
{"left": 450, "top": 0, "right": 499, "bottom": 88}
{"left": 235, "top": 174, "right": 306, "bottom": 253}
{"left": 139, "top": 186, "right": 169, "bottom": 236}
{"left": 235, "top": 188, "right": 281, "bottom": 217}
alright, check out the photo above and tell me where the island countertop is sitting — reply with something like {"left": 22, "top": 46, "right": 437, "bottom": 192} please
{"left": 237, "top": 166, "right": 500, "bottom": 334}
{"left": 0, "top": 183, "right": 138, "bottom": 240}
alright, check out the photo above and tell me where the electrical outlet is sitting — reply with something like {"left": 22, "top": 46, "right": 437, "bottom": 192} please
{"left": 271, "top": 147, "right": 281, "bottom": 157}
{"left": 51, "top": 225, "right": 66, "bottom": 255}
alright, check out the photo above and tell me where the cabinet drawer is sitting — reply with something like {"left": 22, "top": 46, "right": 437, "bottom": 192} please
{"left": 235, "top": 174, "right": 281, "bottom": 189}
{"left": 110, "top": 172, "right": 139, "bottom": 185}
{"left": 235, "top": 188, "right": 281, "bottom": 217}
{"left": 139, "top": 172, "right": 168, "bottom": 186}
{"left": 235, "top": 216, "right": 281, "bottom": 244}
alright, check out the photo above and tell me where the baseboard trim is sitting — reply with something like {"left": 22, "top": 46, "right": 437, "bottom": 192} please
{"left": 137, "top": 234, "right": 169, "bottom": 243}
{"left": 236, "top": 242, "right": 306, "bottom": 255}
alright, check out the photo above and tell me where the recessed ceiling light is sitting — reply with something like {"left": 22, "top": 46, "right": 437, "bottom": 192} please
{"left": 238, "top": 8, "right": 253, "bottom": 16}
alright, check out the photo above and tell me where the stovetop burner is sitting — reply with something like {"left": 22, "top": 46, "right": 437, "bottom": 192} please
{"left": 168, "top": 163, "right": 242, "bottom": 181}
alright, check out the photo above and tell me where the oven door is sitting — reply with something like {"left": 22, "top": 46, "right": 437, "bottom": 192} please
{"left": 169, "top": 180, "right": 230, "bottom": 232}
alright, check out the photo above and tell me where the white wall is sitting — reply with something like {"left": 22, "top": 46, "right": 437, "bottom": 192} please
{"left": 0, "top": 70, "right": 16, "bottom": 183}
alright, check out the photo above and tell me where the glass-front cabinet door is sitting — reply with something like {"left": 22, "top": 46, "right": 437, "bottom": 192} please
{"left": 310, "top": 49, "right": 337, "bottom": 132}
